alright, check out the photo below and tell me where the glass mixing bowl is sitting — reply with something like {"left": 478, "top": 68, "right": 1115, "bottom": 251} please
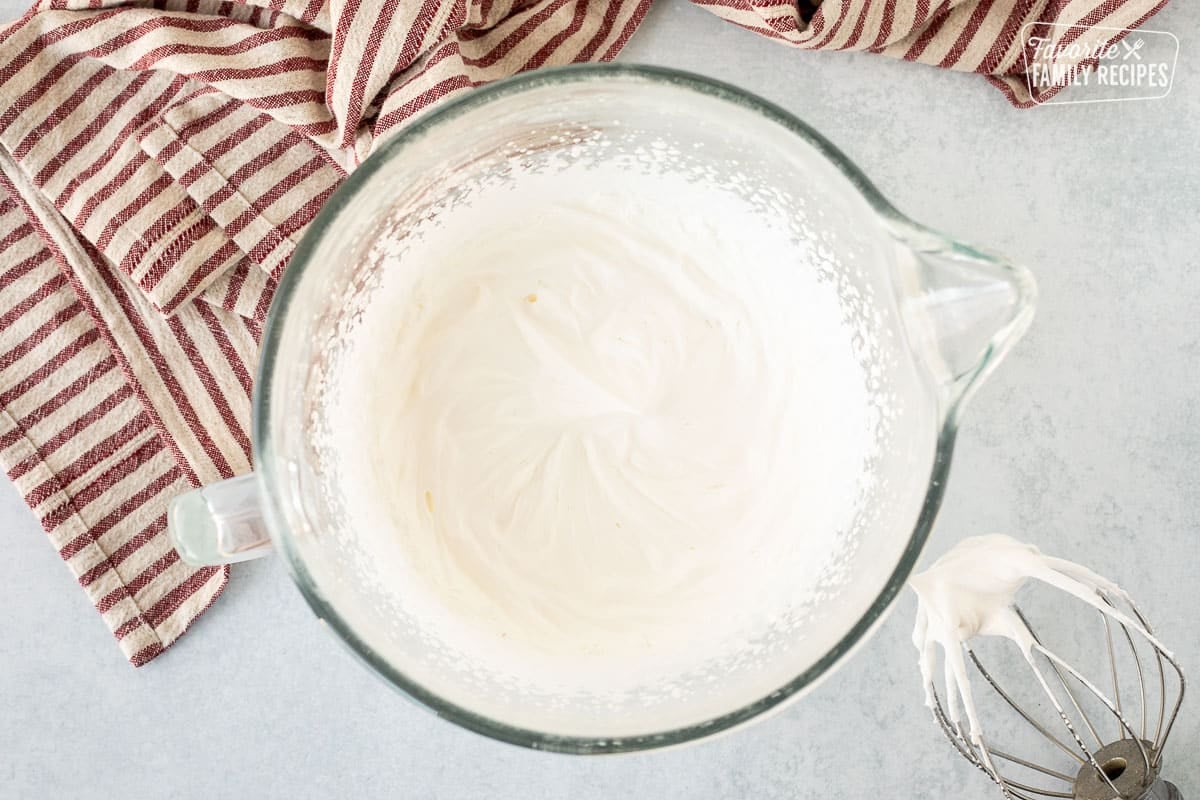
{"left": 169, "top": 64, "right": 1035, "bottom": 753}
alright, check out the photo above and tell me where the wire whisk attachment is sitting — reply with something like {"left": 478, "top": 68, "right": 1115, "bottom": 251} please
{"left": 910, "top": 535, "right": 1185, "bottom": 800}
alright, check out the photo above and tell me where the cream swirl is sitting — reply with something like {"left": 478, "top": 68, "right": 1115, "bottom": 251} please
{"left": 332, "top": 162, "right": 879, "bottom": 681}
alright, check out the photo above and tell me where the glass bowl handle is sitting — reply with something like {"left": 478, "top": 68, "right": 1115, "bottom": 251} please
{"left": 168, "top": 474, "right": 274, "bottom": 566}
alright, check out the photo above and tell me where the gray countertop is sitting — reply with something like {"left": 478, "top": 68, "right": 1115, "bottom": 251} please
{"left": 2, "top": 2, "right": 1198, "bottom": 798}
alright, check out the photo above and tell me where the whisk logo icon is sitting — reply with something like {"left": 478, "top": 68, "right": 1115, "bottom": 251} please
{"left": 1021, "top": 23, "right": 1179, "bottom": 105}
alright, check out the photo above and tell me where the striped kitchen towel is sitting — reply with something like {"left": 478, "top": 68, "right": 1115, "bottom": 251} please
{"left": 0, "top": 0, "right": 1167, "bottom": 666}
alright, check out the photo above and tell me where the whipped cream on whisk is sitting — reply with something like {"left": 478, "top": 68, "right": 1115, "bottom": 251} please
{"left": 327, "top": 158, "right": 885, "bottom": 688}
{"left": 910, "top": 535, "right": 1170, "bottom": 743}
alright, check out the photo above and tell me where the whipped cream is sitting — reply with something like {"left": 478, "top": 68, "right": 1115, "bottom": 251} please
{"left": 325, "top": 157, "right": 884, "bottom": 691}
{"left": 910, "top": 534, "right": 1167, "bottom": 742}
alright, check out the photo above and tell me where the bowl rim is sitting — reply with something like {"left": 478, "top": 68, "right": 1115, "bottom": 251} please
{"left": 254, "top": 62, "right": 952, "bottom": 754}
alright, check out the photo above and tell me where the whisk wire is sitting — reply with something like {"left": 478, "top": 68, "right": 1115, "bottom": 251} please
{"left": 966, "top": 648, "right": 1086, "bottom": 765}
{"left": 987, "top": 749, "right": 1076, "bottom": 783}
{"left": 932, "top": 690, "right": 1072, "bottom": 800}
{"left": 1024, "top": 652, "right": 1123, "bottom": 796}
{"left": 999, "top": 777, "right": 1074, "bottom": 799}
{"left": 1102, "top": 610, "right": 1124, "bottom": 743}
{"left": 1118, "top": 613, "right": 1148, "bottom": 742}
{"left": 1125, "top": 600, "right": 1186, "bottom": 767}
{"left": 1014, "top": 607, "right": 1105, "bottom": 749}
{"left": 1032, "top": 644, "right": 1152, "bottom": 778}
{"left": 930, "top": 693, "right": 980, "bottom": 765}
{"left": 932, "top": 686, "right": 1028, "bottom": 799}
{"left": 1126, "top": 601, "right": 1165, "bottom": 749}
